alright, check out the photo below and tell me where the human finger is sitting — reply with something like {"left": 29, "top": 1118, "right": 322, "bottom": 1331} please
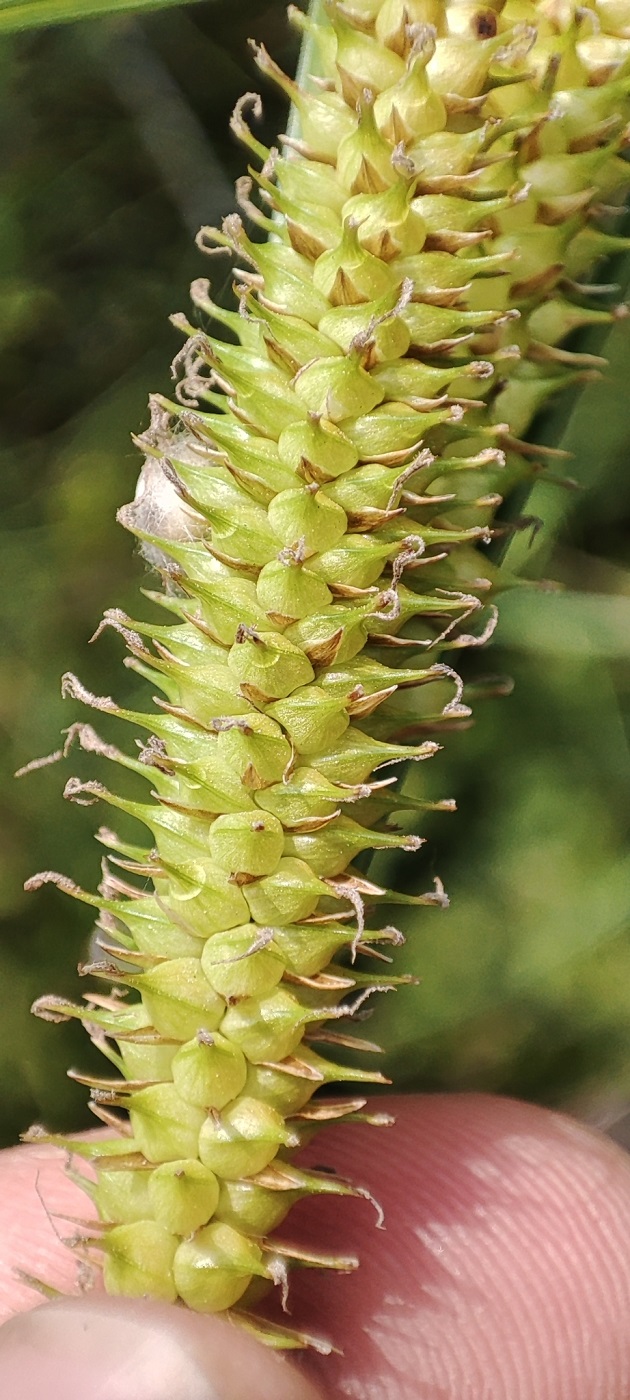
{"left": 288, "top": 1093, "right": 630, "bottom": 1400}
{"left": 3, "top": 1095, "right": 630, "bottom": 1399}
{"left": 0, "top": 1296, "right": 324, "bottom": 1400}
{"left": 0, "top": 1138, "right": 324, "bottom": 1400}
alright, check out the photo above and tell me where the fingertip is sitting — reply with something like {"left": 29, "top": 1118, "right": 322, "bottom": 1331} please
{"left": 4, "top": 1098, "right": 630, "bottom": 1399}
{"left": 289, "top": 1094, "right": 630, "bottom": 1400}
{"left": 0, "top": 1141, "right": 91, "bottom": 1321}
{"left": 0, "top": 1297, "right": 325, "bottom": 1400}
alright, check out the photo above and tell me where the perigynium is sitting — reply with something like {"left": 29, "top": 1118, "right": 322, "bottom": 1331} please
{"left": 20, "top": 0, "right": 630, "bottom": 1351}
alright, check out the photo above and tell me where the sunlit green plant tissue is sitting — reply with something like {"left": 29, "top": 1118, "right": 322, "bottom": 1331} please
{"left": 22, "top": 0, "right": 630, "bottom": 1351}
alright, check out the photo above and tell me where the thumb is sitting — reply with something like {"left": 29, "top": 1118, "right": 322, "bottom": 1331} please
{"left": 0, "top": 1296, "right": 324, "bottom": 1400}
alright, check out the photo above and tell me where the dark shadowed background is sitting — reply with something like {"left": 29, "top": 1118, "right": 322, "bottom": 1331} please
{"left": 1, "top": 0, "right": 629, "bottom": 1150}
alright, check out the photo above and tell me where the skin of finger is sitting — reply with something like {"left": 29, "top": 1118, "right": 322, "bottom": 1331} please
{"left": 286, "top": 1094, "right": 630, "bottom": 1400}
{"left": 0, "top": 1297, "right": 325, "bottom": 1400}
{"left": 2, "top": 1096, "right": 630, "bottom": 1400}
{"left": 0, "top": 1140, "right": 98, "bottom": 1321}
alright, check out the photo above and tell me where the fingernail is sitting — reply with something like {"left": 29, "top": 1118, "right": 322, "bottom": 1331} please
{"left": 0, "top": 1298, "right": 323, "bottom": 1400}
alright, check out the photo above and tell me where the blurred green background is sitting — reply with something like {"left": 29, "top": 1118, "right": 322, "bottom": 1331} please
{"left": 1, "top": 0, "right": 629, "bottom": 1150}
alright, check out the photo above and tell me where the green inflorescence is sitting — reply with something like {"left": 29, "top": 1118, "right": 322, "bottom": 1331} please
{"left": 24, "top": 0, "right": 630, "bottom": 1351}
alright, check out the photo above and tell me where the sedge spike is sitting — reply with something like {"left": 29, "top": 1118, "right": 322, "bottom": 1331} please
{"left": 21, "top": 0, "right": 630, "bottom": 1350}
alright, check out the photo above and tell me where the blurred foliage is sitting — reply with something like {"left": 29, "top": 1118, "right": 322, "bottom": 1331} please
{"left": 1, "top": 1, "right": 629, "bottom": 1150}
{"left": 0, "top": 0, "right": 206, "bottom": 34}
